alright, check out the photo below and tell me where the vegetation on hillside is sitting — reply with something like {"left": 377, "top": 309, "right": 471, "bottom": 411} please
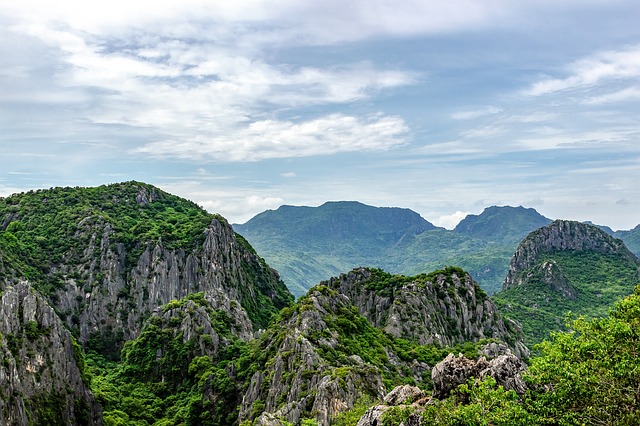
{"left": 236, "top": 205, "right": 555, "bottom": 297}
{"left": 411, "top": 285, "right": 640, "bottom": 425}
{"left": 494, "top": 250, "right": 640, "bottom": 345}
{"left": 0, "top": 182, "right": 214, "bottom": 291}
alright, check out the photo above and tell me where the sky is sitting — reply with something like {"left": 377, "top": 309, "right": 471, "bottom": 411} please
{"left": 1, "top": 1, "right": 640, "bottom": 231}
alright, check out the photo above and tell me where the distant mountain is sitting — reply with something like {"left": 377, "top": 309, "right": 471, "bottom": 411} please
{"left": 454, "top": 206, "right": 552, "bottom": 244}
{"left": 235, "top": 203, "right": 555, "bottom": 296}
{"left": 493, "top": 220, "right": 640, "bottom": 345}
{"left": 614, "top": 224, "right": 640, "bottom": 258}
{"left": 234, "top": 201, "right": 436, "bottom": 296}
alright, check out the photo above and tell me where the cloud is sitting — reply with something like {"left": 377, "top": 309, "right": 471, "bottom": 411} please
{"left": 133, "top": 113, "right": 409, "bottom": 162}
{"left": 0, "top": 1, "right": 510, "bottom": 44}
{"left": 584, "top": 86, "right": 640, "bottom": 104}
{"left": 523, "top": 45, "right": 640, "bottom": 97}
{"left": 281, "top": 172, "right": 296, "bottom": 178}
{"left": 433, "top": 211, "right": 469, "bottom": 230}
{"left": 451, "top": 106, "right": 502, "bottom": 120}
{"left": 1, "top": 17, "right": 417, "bottom": 163}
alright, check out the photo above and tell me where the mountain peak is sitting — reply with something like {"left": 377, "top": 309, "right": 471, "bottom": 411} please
{"left": 454, "top": 205, "right": 551, "bottom": 244}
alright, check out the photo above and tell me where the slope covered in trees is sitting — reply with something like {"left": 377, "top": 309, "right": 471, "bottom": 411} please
{"left": 236, "top": 205, "right": 556, "bottom": 296}
{"left": 494, "top": 220, "right": 640, "bottom": 345}
{"left": 368, "top": 285, "right": 640, "bottom": 425}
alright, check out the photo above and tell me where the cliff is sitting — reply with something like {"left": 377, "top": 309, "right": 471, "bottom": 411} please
{"left": 495, "top": 220, "right": 640, "bottom": 344}
{"left": 0, "top": 182, "right": 293, "bottom": 357}
{"left": 0, "top": 282, "right": 102, "bottom": 425}
{"left": 325, "top": 267, "right": 528, "bottom": 358}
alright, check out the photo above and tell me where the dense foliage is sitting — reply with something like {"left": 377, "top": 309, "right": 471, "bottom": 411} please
{"left": 412, "top": 285, "right": 640, "bottom": 425}
{"left": 0, "top": 182, "right": 214, "bottom": 291}
{"left": 494, "top": 250, "right": 640, "bottom": 345}
{"left": 235, "top": 205, "right": 564, "bottom": 296}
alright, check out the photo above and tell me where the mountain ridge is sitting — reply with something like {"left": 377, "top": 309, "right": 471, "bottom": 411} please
{"left": 235, "top": 202, "right": 639, "bottom": 296}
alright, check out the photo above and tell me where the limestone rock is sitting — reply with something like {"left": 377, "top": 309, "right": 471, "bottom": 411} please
{"left": 239, "top": 287, "right": 388, "bottom": 426}
{"left": 503, "top": 220, "right": 639, "bottom": 290}
{"left": 384, "top": 385, "right": 425, "bottom": 405}
{"left": 432, "top": 352, "right": 528, "bottom": 400}
{"left": 325, "top": 267, "right": 529, "bottom": 358}
{"left": 356, "top": 405, "right": 389, "bottom": 426}
{"left": 0, "top": 282, "right": 102, "bottom": 425}
{"left": 431, "top": 353, "right": 489, "bottom": 399}
{"left": 479, "top": 354, "right": 528, "bottom": 395}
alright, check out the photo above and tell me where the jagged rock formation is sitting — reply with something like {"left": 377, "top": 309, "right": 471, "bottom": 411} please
{"left": 504, "top": 220, "right": 639, "bottom": 290}
{"left": 431, "top": 353, "right": 527, "bottom": 399}
{"left": 356, "top": 385, "right": 427, "bottom": 426}
{"left": 0, "top": 183, "right": 293, "bottom": 355}
{"left": 496, "top": 220, "right": 640, "bottom": 344}
{"left": 239, "top": 286, "right": 389, "bottom": 426}
{"left": 0, "top": 282, "right": 102, "bottom": 425}
{"left": 325, "top": 267, "right": 528, "bottom": 358}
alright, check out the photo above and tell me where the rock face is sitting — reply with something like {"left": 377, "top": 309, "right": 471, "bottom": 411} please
{"left": 325, "top": 267, "right": 528, "bottom": 358}
{"left": 504, "top": 220, "right": 639, "bottom": 290}
{"left": 431, "top": 353, "right": 527, "bottom": 399}
{"left": 239, "top": 287, "right": 392, "bottom": 426}
{"left": 357, "top": 385, "right": 427, "bottom": 426}
{"left": 0, "top": 282, "right": 102, "bottom": 425}
{"left": 0, "top": 183, "right": 293, "bottom": 355}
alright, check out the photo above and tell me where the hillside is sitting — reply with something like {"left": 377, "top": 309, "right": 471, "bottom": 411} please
{"left": 236, "top": 204, "right": 554, "bottom": 296}
{"left": 1, "top": 182, "right": 638, "bottom": 425}
{"left": 88, "top": 267, "right": 525, "bottom": 425}
{"left": 493, "top": 220, "right": 640, "bottom": 344}
{"left": 0, "top": 182, "right": 293, "bottom": 352}
{"left": 234, "top": 201, "right": 436, "bottom": 296}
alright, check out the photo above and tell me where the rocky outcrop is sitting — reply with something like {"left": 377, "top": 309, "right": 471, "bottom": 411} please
{"left": 357, "top": 385, "right": 427, "bottom": 426}
{"left": 0, "top": 183, "right": 293, "bottom": 356}
{"left": 504, "top": 220, "right": 639, "bottom": 290}
{"left": 431, "top": 353, "right": 527, "bottom": 399}
{"left": 325, "top": 268, "right": 528, "bottom": 358}
{"left": 239, "top": 287, "right": 391, "bottom": 426}
{"left": 0, "top": 282, "right": 102, "bottom": 425}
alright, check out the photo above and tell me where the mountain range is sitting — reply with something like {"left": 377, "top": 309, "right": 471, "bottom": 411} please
{"left": 235, "top": 202, "right": 640, "bottom": 297}
{"left": 0, "top": 182, "right": 638, "bottom": 425}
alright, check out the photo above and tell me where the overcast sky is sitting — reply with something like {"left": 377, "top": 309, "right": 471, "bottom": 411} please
{"left": 1, "top": 1, "right": 639, "bottom": 230}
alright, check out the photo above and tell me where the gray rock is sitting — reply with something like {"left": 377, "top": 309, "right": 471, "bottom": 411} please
{"left": 384, "top": 385, "right": 425, "bottom": 405}
{"left": 0, "top": 282, "right": 102, "bottom": 425}
{"left": 356, "top": 405, "right": 389, "bottom": 426}
{"left": 432, "top": 352, "right": 528, "bottom": 400}
{"left": 431, "top": 353, "right": 489, "bottom": 399}
{"left": 479, "top": 354, "right": 528, "bottom": 395}
{"left": 504, "top": 220, "right": 639, "bottom": 290}
{"left": 324, "top": 268, "right": 528, "bottom": 358}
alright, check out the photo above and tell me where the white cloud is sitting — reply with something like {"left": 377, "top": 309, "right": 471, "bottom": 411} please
{"left": 517, "top": 129, "right": 635, "bottom": 150}
{"left": 451, "top": 106, "right": 502, "bottom": 120}
{"left": 2, "top": 19, "right": 416, "bottom": 163}
{"left": 281, "top": 172, "right": 296, "bottom": 178}
{"left": 133, "top": 113, "right": 409, "bottom": 162}
{"left": 433, "top": 211, "right": 469, "bottom": 230}
{"left": 524, "top": 45, "right": 640, "bottom": 97}
{"left": 584, "top": 86, "right": 640, "bottom": 104}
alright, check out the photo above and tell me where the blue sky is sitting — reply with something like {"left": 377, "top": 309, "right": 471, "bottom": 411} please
{"left": 1, "top": 1, "right": 639, "bottom": 230}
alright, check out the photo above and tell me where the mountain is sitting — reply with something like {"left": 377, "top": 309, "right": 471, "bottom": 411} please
{"left": 494, "top": 220, "right": 640, "bottom": 344}
{"left": 0, "top": 182, "right": 294, "bottom": 423}
{"left": 234, "top": 201, "right": 436, "bottom": 296}
{"left": 454, "top": 206, "right": 552, "bottom": 245}
{"left": 0, "top": 182, "right": 293, "bottom": 358}
{"left": 614, "top": 224, "right": 640, "bottom": 257}
{"left": 0, "top": 182, "right": 530, "bottom": 425}
{"left": 235, "top": 204, "right": 554, "bottom": 296}
{"left": 0, "top": 281, "right": 102, "bottom": 425}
